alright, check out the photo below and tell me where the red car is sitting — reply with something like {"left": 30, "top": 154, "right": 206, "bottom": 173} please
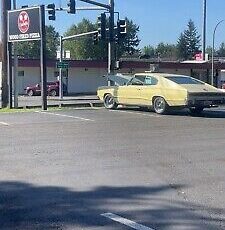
{"left": 25, "top": 81, "right": 60, "bottom": 96}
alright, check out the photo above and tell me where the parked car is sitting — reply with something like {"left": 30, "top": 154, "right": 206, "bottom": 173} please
{"left": 25, "top": 81, "right": 67, "bottom": 97}
{"left": 97, "top": 73, "right": 225, "bottom": 114}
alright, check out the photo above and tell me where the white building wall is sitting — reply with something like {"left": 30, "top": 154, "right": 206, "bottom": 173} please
{"left": 16, "top": 64, "right": 218, "bottom": 95}
{"left": 17, "top": 67, "right": 40, "bottom": 94}
{"left": 17, "top": 66, "right": 108, "bottom": 94}
{"left": 67, "top": 68, "right": 107, "bottom": 93}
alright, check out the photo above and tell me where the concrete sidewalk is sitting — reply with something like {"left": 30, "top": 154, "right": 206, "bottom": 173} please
{"left": 1, "top": 95, "right": 103, "bottom": 109}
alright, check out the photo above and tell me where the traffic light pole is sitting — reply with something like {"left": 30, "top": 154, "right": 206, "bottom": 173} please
{"left": 40, "top": 5, "right": 47, "bottom": 110}
{"left": 78, "top": 0, "right": 115, "bottom": 85}
{"left": 108, "top": 0, "right": 115, "bottom": 85}
{"left": 13, "top": 0, "right": 18, "bottom": 108}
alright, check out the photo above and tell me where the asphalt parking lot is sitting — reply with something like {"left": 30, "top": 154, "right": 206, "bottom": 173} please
{"left": 0, "top": 107, "right": 225, "bottom": 230}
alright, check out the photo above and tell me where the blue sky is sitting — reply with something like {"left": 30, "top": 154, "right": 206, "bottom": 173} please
{"left": 6, "top": 0, "right": 225, "bottom": 49}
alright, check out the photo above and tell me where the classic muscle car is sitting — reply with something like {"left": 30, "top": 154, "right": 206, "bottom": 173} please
{"left": 97, "top": 73, "right": 225, "bottom": 114}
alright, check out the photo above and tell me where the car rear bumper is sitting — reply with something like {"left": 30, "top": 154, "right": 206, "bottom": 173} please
{"left": 187, "top": 92, "right": 225, "bottom": 107}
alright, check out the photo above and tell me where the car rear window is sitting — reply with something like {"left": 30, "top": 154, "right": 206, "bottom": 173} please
{"left": 165, "top": 76, "right": 204, "bottom": 85}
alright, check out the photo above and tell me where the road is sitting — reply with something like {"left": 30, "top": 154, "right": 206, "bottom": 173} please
{"left": 0, "top": 107, "right": 225, "bottom": 230}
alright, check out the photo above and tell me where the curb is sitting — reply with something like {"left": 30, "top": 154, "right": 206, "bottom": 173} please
{"left": 18, "top": 102, "right": 104, "bottom": 109}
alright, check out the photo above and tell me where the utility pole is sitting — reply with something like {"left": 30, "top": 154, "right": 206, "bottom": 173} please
{"left": 108, "top": 0, "right": 115, "bottom": 85}
{"left": 202, "top": 0, "right": 206, "bottom": 60}
{"left": 1, "top": 0, "right": 11, "bottom": 108}
{"left": 13, "top": 0, "right": 18, "bottom": 108}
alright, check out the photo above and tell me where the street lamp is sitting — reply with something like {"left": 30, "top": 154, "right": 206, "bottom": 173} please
{"left": 211, "top": 20, "right": 224, "bottom": 86}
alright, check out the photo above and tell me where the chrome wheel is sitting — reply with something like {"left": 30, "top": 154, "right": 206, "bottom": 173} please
{"left": 104, "top": 94, "right": 117, "bottom": 109}
{"left": 153, "top": 97, "right": 167, "bottom": 114}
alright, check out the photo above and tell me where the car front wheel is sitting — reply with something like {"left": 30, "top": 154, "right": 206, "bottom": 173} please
{"left": 153, "top": 96, "right": 168, "bottom": 114}
{"left": 103, "top": 93, "right": 117, "bottom": 109}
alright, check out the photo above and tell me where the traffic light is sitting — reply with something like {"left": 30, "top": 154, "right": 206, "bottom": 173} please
{"left": 97, "top": 13, "right": 106, "bottom": 40}
{"left": 117, "top": 19, "right": 127, "bottom": 40}
{"left": 92, "top": 32, "right": 98, "bottom": 45}
{"left": 67, "top": 0, "right": 76, "bottom": 14}
{"left": 47, "top": 3, "right": 56, "bottom": 21}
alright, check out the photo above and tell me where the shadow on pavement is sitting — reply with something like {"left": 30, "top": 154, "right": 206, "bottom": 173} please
{"left": 0, "top": 181, "right": 224, "bottom": 229}
{"left": 118, "top": 106, "right": 225, "bottom": 119}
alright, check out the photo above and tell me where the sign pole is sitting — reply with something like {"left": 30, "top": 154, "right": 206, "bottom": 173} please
{"left": 40, "top": 5, "right": 47, "bottom": 110}
{"left": 1, "top": 0, "right": 11, "bottom": 108}
{"left": 8, "top": 6, "right": 46, "bottom": 109}
{"left": 7, "top": 42, "right": 13, "bottom": 108}
{"left": 59, "top": 36, "right": 63, "bottom": 100}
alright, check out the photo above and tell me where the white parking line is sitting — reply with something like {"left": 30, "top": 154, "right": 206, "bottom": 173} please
{"left": 101, "top": 213, "right": 156, "bottom": 230}
{"left": 35, "top": 111, "right": 94, "bottom": 121}
{"left": 110, "top": 109, "right": 162, "bottom": 118}
{"left": 0, "top": 122, "right": 10, "bottom": 126}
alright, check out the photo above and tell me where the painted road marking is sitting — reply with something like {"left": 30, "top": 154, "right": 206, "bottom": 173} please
{"left": 0, "top": 122, "right": 10, "bottom": 126}
{"left": 35, "top": 111, "right": 94, "bottom": 121}
{"left": 101, "top": 213, "right": 156, "bottom": 230}
{"left": 110, "top": 109, "right": 162, "bottom": 118}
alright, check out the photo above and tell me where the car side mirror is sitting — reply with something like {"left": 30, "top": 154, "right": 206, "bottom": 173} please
{"left": 36, "top": 84, "right": 40, "bottom": 87}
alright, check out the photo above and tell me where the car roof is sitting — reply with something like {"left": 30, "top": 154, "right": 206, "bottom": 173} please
{"left": 135, "top": 72, "right": 189, "bottom": 78}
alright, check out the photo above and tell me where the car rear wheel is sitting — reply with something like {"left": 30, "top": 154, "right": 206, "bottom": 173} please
{"left": 189, "top": 107, "right": 204, "bottom": 114}
{"left": 27, "top": 90, "right": 34, "bottom": 97}
{"left": 153, "top": 96, "right": 168, "bottom": 114}
{"left": 103, "top": 94, "right": 117, "bottom": 109}
{"left": 50, "top": 89, "right": 57, "bottom": 97}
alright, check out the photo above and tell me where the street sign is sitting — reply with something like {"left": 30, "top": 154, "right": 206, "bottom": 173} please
{"left": 8, "top": 6, "right": 42, "bottom": 42}
{"left": 56, "top": 61, "right": 69, "bottom": 69}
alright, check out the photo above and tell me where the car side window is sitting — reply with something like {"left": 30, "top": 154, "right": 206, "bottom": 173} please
{"left": 129, "top": 77, "right": 144, "bottom": 85}
{"left": 135, "top": 75, "right": 145, "bottom": 83}
{"left": 145, "top": 76, "right": 158, "bottom": 85}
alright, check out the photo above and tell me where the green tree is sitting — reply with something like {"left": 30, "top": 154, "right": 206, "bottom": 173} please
{"left": 63, "top": 18, "right": 107, "bottom": 60}
{"left": 206, "top": 46, "right": 212, "bottom": 57}
{"left": 45, "top": 25, "right": 60, "bottom": 59}
{"left": 116, "top": 18, "right": 140, "bottom": 58}
{"left": 155, "top": 42, "right": 177, "bottom": 60}
{"left": 141, "top": 45, "right": 155, "bottom": 58}
{"left": 63, "top": 17, "right": 140, "bottom": 60}
{"left": 177, "top": 33, "right": 188, "bottom": 59}
{"left": 217, "top": 42, "right": 225, "bottom": 57}
{"left": 16, "top": 25, "right": 59, "bottom": 59}
{"left": 177, "top": 20, "right": 201, "bottom": 60}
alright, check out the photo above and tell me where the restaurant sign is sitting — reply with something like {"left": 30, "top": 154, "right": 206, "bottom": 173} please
{"left": 8, "top": 6, "right": 42, "bottom": 42}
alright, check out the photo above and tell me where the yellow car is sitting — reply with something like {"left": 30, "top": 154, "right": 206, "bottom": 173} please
{"left": 97, "top": 73, "right": 225, "bottom": 114}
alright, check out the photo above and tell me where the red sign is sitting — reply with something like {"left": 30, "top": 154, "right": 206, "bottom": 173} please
{"left": 18, "top": 11, "right": 30, "bottom": 33}
{"left": 195, "top": 53, "right": 203, "bottom": 61}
